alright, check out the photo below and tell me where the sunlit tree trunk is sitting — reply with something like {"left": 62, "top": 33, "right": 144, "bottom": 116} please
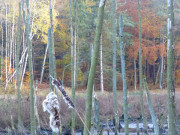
{"left": 20, "top": 53, "right": 28, "bottom": 89}
{"left": 20, "top": 0, "right": 28, "bottom": 90}
{"left": 40, "top": 44, "right": 48, "bottom": 84}
{"left": 100, "top": 34, "right": 104, "bottom": 92}
{"left": 16, "top": 2, "right": 22, "bottom": 133}
{"left": 112, "top": 0, "right": 118, "bottom": 133}
{"left": 26, "top": 0, "right": 35, "bottom": 134}
{"left": 119, "top": 15, "right": 129, "bottom": 135}
{"left": 167, "top": 0, "right": 177, "bottom": 134}
{"left": 83, "top": 0, "right": 106, "bottom": 134}
{"left": 138, "top": 0, "right": 148, "bottom": 133}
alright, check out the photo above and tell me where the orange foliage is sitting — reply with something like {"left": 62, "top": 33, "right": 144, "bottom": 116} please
{"left": 117, "top": 0, "right": 164, "bottom": 66}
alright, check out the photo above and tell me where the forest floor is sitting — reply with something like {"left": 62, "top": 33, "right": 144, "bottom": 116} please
{"left": 0, "top": 84, "right": 180, "bottom": 134}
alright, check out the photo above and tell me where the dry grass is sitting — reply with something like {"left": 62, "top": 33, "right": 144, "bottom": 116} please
{"left": 0, "top": 85, "right": 180, "bottom": 132}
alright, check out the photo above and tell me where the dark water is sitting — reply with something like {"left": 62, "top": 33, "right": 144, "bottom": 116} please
{"left": 1, "top": 120, "right": 180, "bottom": 135}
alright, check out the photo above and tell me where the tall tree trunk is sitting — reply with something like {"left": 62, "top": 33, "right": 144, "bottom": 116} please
{"left": 68, "top": 0, "right": 76, "bottom": 133}
{"left": 83, "top": 0, "right": 106, "bottom": 134}
{"left": 48, "top": 1, "right": 58, "bottom": 129}
{"left": 119, "top": 15, "right": 129, "bottom": 135}
{"left": 26, "top": 0, "right": 35, "bottom": 134}
{"left": 159, "top": 0, "right": 166, "bottom": 89}
{"left": 167, "top": 0, "right": 177, "bottom": 134}
{"left": 112, "top": 0, "right": 118, "bottom": 133}
{"left": 16, "top": 2, "right": 22, "bottom": 133}
{"left": 100, "top": 34, "right": 104, "bottom": 92}
{"left": 137, "top": 0, "right": 148, "bottom": 133}
{"left": 71, "top": 26, "right": 77, "bottom": 135}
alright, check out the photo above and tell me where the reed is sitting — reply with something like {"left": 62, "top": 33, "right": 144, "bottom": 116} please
{"left": 51, "top": 76, "right": 91, "bottom": 134}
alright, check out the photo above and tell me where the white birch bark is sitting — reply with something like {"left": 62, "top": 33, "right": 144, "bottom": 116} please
{"left": 8, "top": 7, "right": 15, "bottom": 76}
{"left": 20, "top": 53, "right": 28, "bottom": 89}
{"left": 100, "top": 34, "right": 104, "bottom": 92}
{"left": 40, "top": 44, "right": 48, "bottom": 84}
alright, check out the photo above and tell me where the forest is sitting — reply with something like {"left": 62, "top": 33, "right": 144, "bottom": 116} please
{"left": 0, "top": 0, "right": 180, "bottom": 134}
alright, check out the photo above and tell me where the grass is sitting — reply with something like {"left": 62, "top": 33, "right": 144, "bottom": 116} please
{"left": 0, "top": 83, "right": 180, "bottom": 133}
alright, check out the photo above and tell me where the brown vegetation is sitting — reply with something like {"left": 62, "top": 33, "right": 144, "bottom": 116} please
{"left": 1, "top": 87, "right": 180, "bottom": 132}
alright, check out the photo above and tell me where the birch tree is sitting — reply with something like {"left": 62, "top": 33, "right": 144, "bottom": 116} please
{"left": 167, "top": 0, "right": 177, "bottom": 134}
{"left": 83, "top": 0, "right": 106, "bottom": 134}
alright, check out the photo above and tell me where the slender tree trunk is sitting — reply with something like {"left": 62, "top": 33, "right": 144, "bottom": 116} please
{"left": 167, "top": 0, "right": 177, "bottom": 134}
{"left": 160, "top": 37, "right": 165, "bottom": 89}
{"left": 20, "top": 53, "right": 28, "bottom": 89}
{"left": 9, "top": 7, "right": 15, "bottom": 76}
{"left": 69, "top": 0, "right": 76, "bottom": 133}
{"left": 134, "top": 59, "right": 137, "bottom": 90}
{"left": 159, "top": 0, "right": 166, "bottom": 89}
{"left": 71, "top": 26, "right": 77, "bottom": 135}
{"left": 34, "top": 80, "right": 40, "bottom": 132}
{"left": 16, "top": 2, "right": 22, "bottom": 133}
{"left": 119, "top": 15, "right": 129, "bottom": 135}
{"left": 49, "top": 0, "right": 56, "bottom": 80}
{"left": 26, "top": 0, "right": 35, "bottom": 134}
{"left": 143, "top": 77, "right": 159, "bottom": 135}
{"left": 83, "top": 1, "right": 106, "bottom": 134}
{"left": 40, "top": 44, "right": 48, "bottom": 84}
{"left": 138, "top": 0, "right": 148, "bottom": 133}
{"left": 5, "top": 1, "right": 8, "bottom": 83}
{"left": 155, "top": 64, "right": 160, "bottom": 85}
{"left": 100, "top": 34, "right": 104, "bottom": 92}
{"left": 112, "top": 0, "right": 118, "bottom": 133}
{"left": 1, "top": 21, "right": 3, "bottom": 79}
{"left": 48, "top": 28, "right": 54, "bottom": 91}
